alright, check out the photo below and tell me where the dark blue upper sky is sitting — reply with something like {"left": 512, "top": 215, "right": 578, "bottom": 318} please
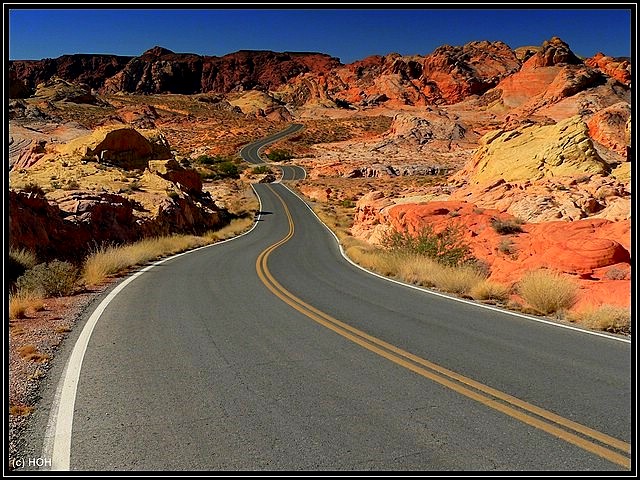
{"left": 7, "top": 7, "right": 633, "bottom": 62}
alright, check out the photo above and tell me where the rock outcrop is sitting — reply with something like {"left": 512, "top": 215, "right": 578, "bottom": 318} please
{"left": 9, "top": 38, "right": 630, "bottom": 112}
{"left": 9, "top": 54, "right": 133, "bottom": 91}
{"left": 33, "top": 76, "right": 103, "bottom": 104}
{"left": 9, "top": 188, "right": 228, "bottom": 262}
{"left": 452, "top": 116, "right": 609, "bottom": 184}
{"left": 586, "top": 102, "right": 631, "bottom": 156}
{"left": 350, "top": 194, "right": 631, "bottom": 310}
{"left": 585, "top": 52, "right": 631, "bottom": 85}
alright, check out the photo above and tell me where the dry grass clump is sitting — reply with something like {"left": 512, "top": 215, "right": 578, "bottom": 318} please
{"left": 572, "top": 305, "right": 631, "bottom": 335}
{"left": 9, "top": 405, "right": 35, "bottom": 417}
{"left": 491, "top": 217, "right": 524, "bottom": 235}
{"left": 345, "top": 245, "right": 396, "bottom": 276}
{"left": 393, "top": 254, "right": 437, "bottom": 287}
{"left": 428, "top": 263, "right": 486, "bottom": 294}
{"left": 17, "top": 345, "right": 50, "bottom": 363}
{"left": 82, "top": 220, "right": 258, "bottom": 286}
{"left": 9, "top": 290, "right": 45, "bottom": 320}
{"left": 470, "top": 280, "right": 511, "bottom": 302}
{"left": 82, "top": 235, "right": 209, "bottom": 286}
{"left": 203, "top": 217, "right": 254, "bottom": 242}
{"left": 517, "top": 269, "right": 578, "bottom": 315}
{"left": 9, "top": 248, "right": 38, "bottom": 271}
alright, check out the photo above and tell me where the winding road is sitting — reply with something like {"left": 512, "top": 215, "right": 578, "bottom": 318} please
{"left": 32, "top": 125, "right": 631, "bottom": 472}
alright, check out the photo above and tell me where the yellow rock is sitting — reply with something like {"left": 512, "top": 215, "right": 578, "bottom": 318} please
{"left": 458, "top": 116, "right": 610, "bottom": 184}
{"left": 610, "top": 162, "right": 631, "bottom": 183}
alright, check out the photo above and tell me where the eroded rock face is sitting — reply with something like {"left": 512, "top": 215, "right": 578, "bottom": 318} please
{"left": 350, "top": 195, "right": 631, "bottom": 310}
{"left": 33, "top": 76, "right": 102, "bottom": 104}
{"left": 9, "top": 54, "right": 133, "bottom": 91}
{"left": 521, "top": 36, "right": 582, "bottom": 68}
{"left": 13, "top": 141, "right": 47, "bottom": 170}
{"left": 420, "top": 40, "right": 521, "bottom": 104}
{"left": 71, "top": 127, "right": 172, "bottom": 169}
{"left": 453, "top": 116, "right": 609, "bottom": 184}
{"left": 587, "top": 102, "right": 631, "bottom": 156}
{"left": 585, "top": 52, "right": 631, "bottom": 85}
{"left": 148, "top": 159, "right": 202, "bottom": 193}
{"left": 448, "top": 175, "right": 630, "bottom": 223}
{"left": 9, "top": 188, "right": 228, "bottom": 262}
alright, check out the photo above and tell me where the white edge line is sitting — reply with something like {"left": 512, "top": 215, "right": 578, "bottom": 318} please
{"left": 42, "top": 204, "right": 264, "bottom": 471}
{"left": 279, "top": 183, "right": 631, "bottom": 345}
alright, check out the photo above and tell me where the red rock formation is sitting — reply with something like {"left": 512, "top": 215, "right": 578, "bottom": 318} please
{"left": 9, "top": 188, "right": 228, "bottom": 262}
{"left": 9, "top": 54, "right": 133, "bottom": 91}
{"left": 520, "top": 37, "right": 582, "bottom": 68}
{"left": 9, "top": 69, "right": 31, "bottom": 98}
{"left": 585, "top": 52, "right": 631, "bottom": 85}
{"left": 13, "top": 141, "right": 47, "bottom": 170}
{"left": 587, "top": 102, "right": 631, "bottom": 156}
{"left": 420, "top": 41, "right": 521, "bottom": 103}
{"left": 149, "top": 159, "right": 202, "bottom": 194}
{"left": 351, "top": 197, "right": 630, "bottom": 310}
{"left": 10, "top": 39, "right": 629, "bottom": 111}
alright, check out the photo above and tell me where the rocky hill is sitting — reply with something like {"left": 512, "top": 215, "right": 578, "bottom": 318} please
{"left": 11, "top": 37, "right": 630, "bottom": 108}
{"left": 9, "top": 36, "right": 632, "bottom": 317}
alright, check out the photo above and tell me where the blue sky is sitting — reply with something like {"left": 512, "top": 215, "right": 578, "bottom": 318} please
{"left": 7, "top": 7, "right": 633, "bottom": 62}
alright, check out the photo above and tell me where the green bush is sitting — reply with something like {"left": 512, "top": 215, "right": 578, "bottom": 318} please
{"left": 266, "top": 149, "right": 292, "bottom": 162}
{"left": 382, "top": 225, "right": 473, "bottom": 267}
{"left": 195, "top": 154, "right": 225, "bottom": 165}
{"left": 252, "top": 165, "right": 271, "bottom": 175}
{"left": 16, "top": 260, "right": 79, "bottom": 297}
{"left": 22, "top": 182, "right": 46, "bottom": 197}
{"left": 491, "top": 217, "right": 524, "bottom": 235}
{"left": 8, "top": 248, "right": 38, "bottom": 288}
{"left": 216, "top": 161, "right": 239, "bottom": 178}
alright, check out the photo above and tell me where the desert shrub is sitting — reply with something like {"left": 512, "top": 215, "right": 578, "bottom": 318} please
{"left": 382, "top": 225, "right": 473, "bottom": 267}
{"left": 16, "top": 260, "right": 79, "bottom": 297}
{"left": 252, "top": 165, "right": 271, "bottom": 175}
{"left": 605, "top": 267, "right": 628, "bottom": 281}
{"left": 339, "top": 199, "right": 355, "bottom": 208}
{"left": 217, "top": 161, "right": 239, "bottom": 178}
{"left": 195, "top": 154, "right": 224, "bottom": 165}
{"left": 498, "top": 238, "right": 517, "bottom": 255}
{"left": 491, "top": 217, "right": 524, "bottom": 235}
{"left": 517, "top": 269, "right": 578, "bottom": 315}
{"left": 22, "top": 182, "right": 46, "bottom": 197}
{"left": 577, "top": 305, "right": 631, "bottom": 335}
{"left": 63, "top": 180, "right": 80, "bottom": 190}
{"left": 8, "top": 248, "right": 38, "bottom": 287}
{"left": 199, "top": 161, "right": 240, "bottom": 180}
{"left": 9, "top": 289, "right": 45, "bottom": 319}
{"left": 266, "top": 149, "right": 292, "bottom": 162}
{"left": 470, "top": 280, "right": 511, "bottom": 302}
{"left": 429, "top": 264, "right": 486, "bottom": 294}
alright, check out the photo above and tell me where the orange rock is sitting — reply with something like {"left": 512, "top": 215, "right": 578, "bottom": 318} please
{"left": 353, "top": 199, "right": 631, "bottom": 311}
{"left": 587, "top": 102, "right": 630, "bottom": 156}
{"left": 585, "top": 52, "right": 631, "bottom": 85}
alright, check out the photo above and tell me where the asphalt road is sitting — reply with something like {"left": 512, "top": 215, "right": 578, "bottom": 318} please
{"left": 30, "top": 126, "right": 631, "bottom": 472}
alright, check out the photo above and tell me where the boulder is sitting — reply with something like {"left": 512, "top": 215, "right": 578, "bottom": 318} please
{"left": 148, "top": 159, "right": 202, "bottom": 193}
{"left": 453, "top": 116, "right": 610, "bottom": 184}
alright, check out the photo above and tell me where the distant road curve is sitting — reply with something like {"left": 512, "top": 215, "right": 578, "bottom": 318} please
{"left": 240, "top": 123, "right": 305, "bottom": 181}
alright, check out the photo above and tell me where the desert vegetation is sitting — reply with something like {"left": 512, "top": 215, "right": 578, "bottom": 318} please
{"left": 9, "top": 216, "right": 256, "bottom": 319}
{"left": 303, "top": 193, "right": 629, "bottom": 331}
{"left": 517, "top": 269, "right": 578, "bottom": 315}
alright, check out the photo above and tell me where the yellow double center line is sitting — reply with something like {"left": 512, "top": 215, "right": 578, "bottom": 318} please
{"left": 255, "top": 185, "right": 631, "bottom": 469}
